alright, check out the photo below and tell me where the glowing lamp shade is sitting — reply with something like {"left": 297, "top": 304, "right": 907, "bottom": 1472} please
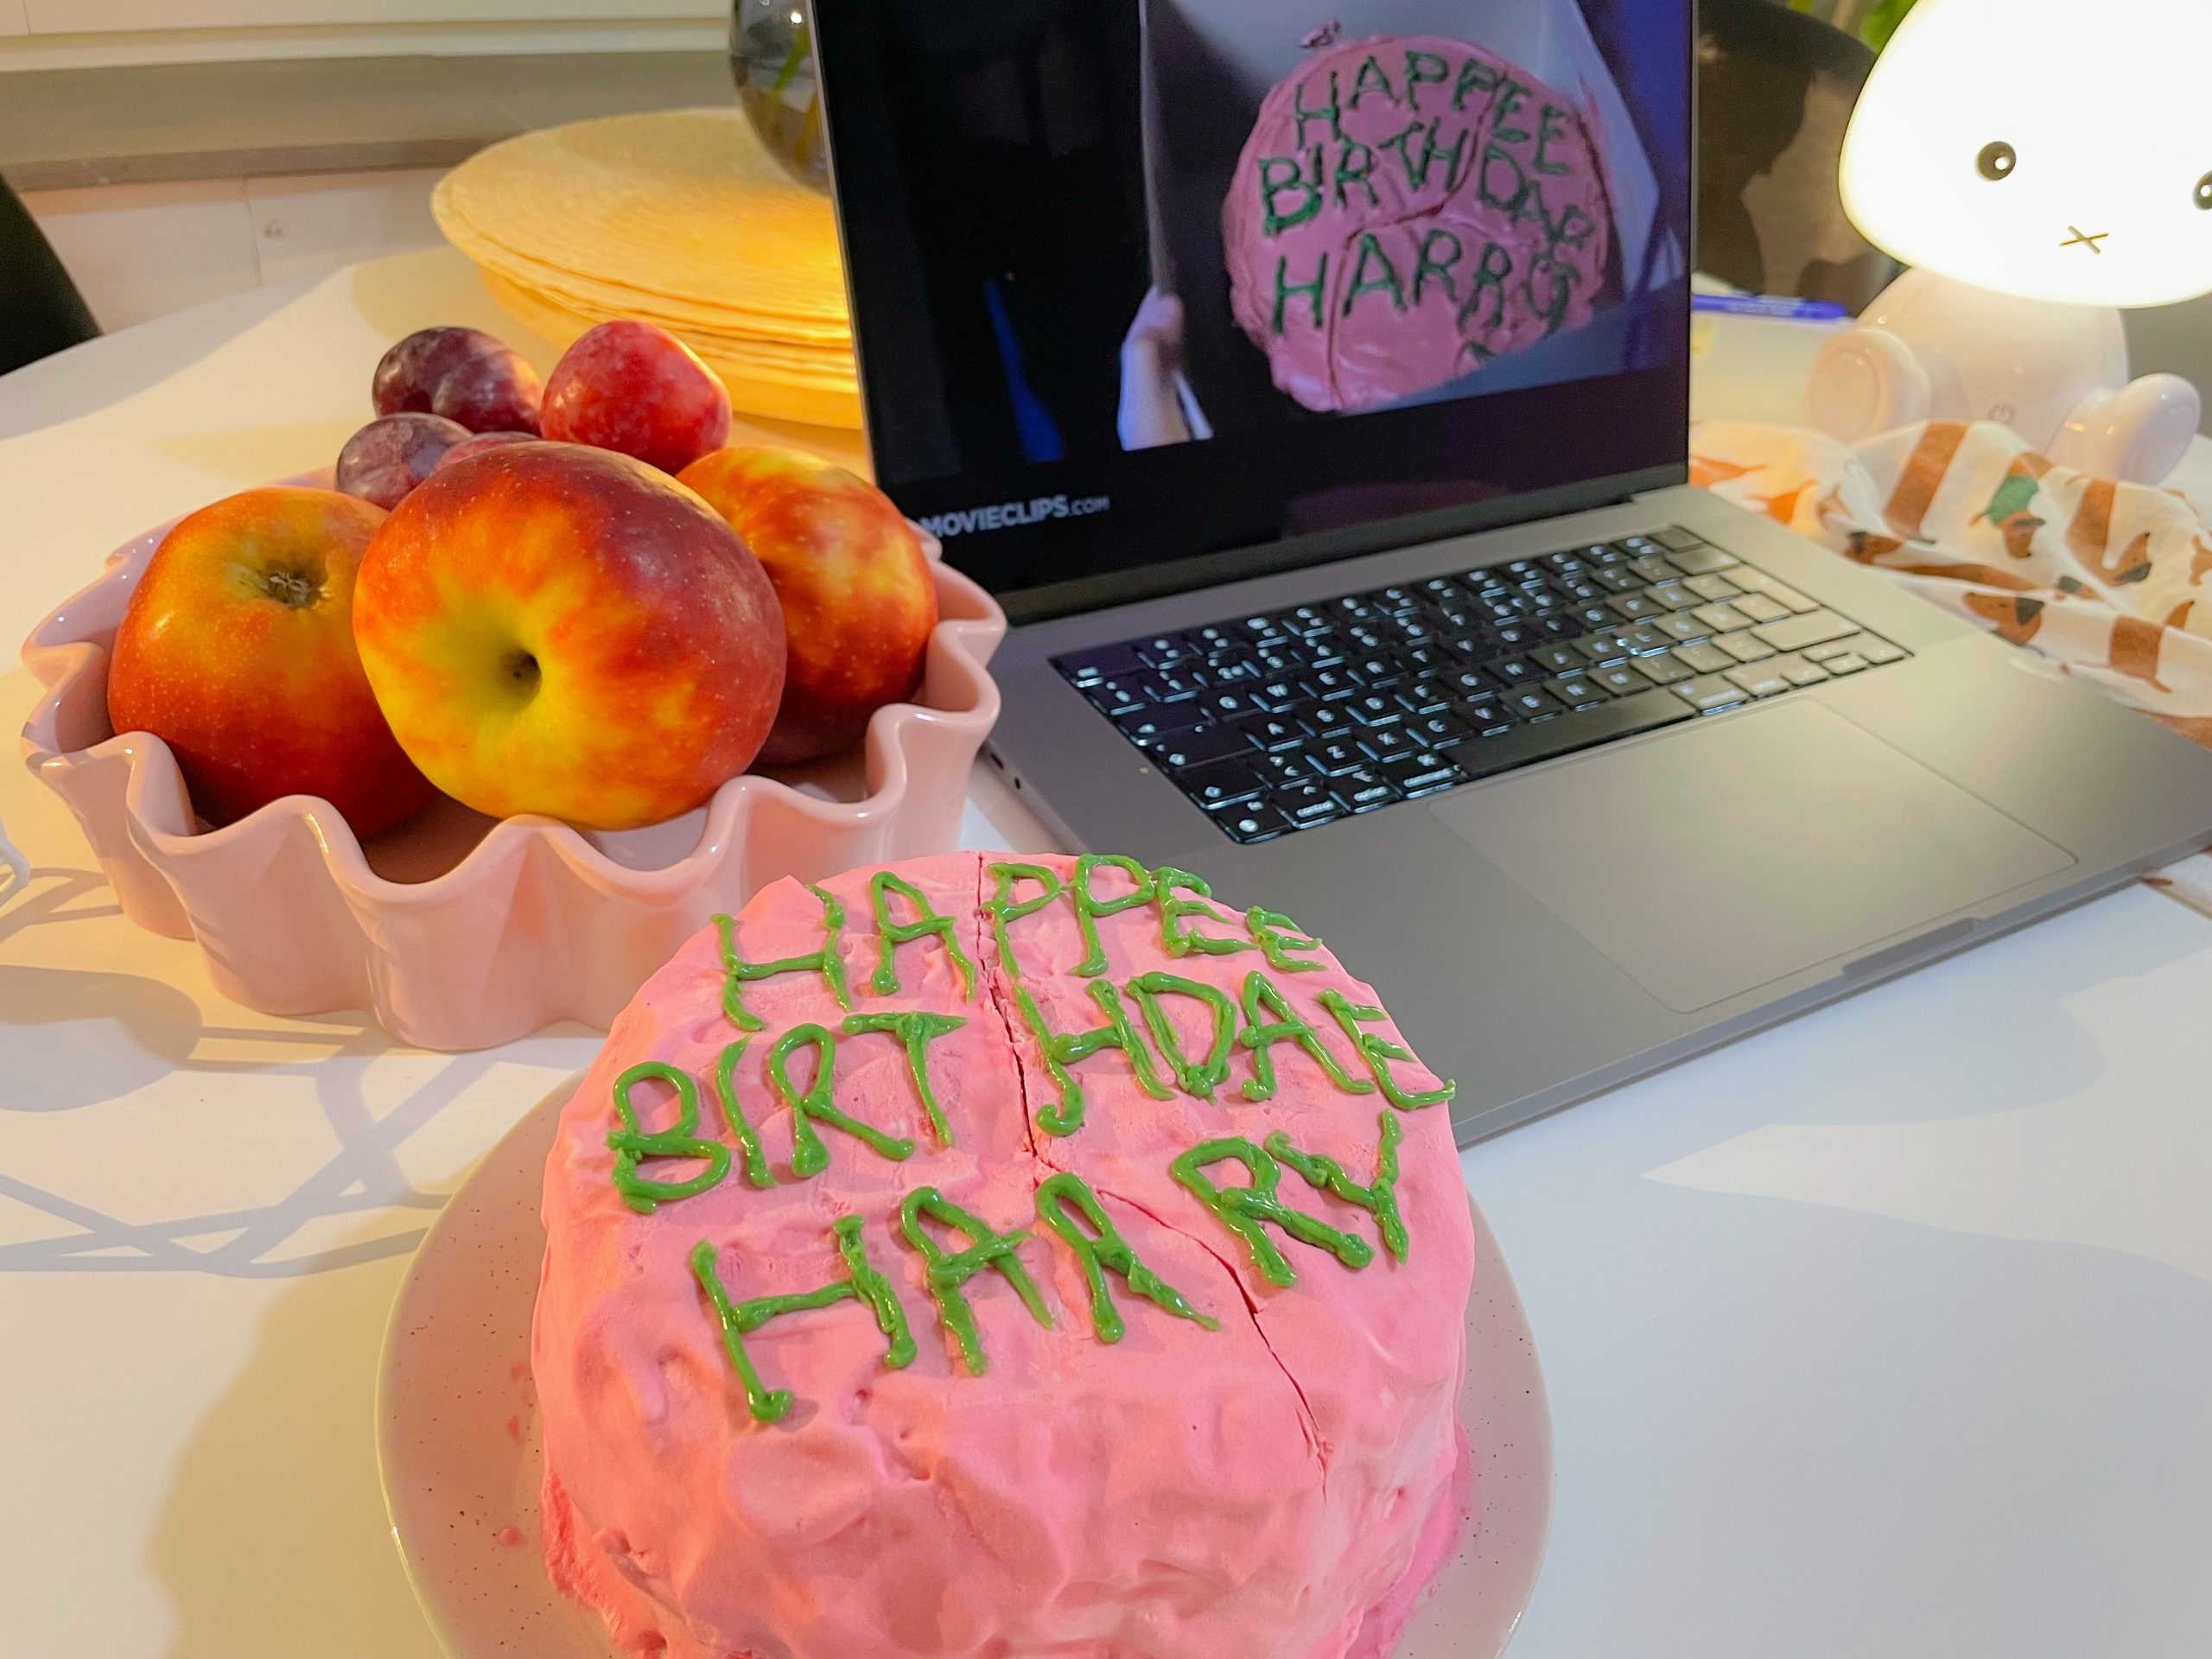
{"left": 1839, "top": 0, "right": 2212, "bottom": 309}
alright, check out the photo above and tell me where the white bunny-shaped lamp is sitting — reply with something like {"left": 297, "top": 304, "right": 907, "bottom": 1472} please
{"left": 1808, "top": 0, "right": 2212, "bottom": 483}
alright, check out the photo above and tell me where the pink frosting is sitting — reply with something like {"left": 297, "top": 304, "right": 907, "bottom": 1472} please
{"left": 534, "top": 852, "right": 1475, "bottom": 1659}
{"left": 1224, "top": 36, "right": 1617, "bottom": 412}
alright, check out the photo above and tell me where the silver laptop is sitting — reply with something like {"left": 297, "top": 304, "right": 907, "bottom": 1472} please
{"left": 810, "top": 0, "right": 2212, "bottom": 1143}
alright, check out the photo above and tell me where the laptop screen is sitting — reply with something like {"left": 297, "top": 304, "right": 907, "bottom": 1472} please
{"left": 814, "top": 0, "right": 1694, "bottom": 619}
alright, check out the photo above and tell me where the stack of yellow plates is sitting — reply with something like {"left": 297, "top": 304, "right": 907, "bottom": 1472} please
{"left": 434, "top": 108, "right": 860, "bottom": 430}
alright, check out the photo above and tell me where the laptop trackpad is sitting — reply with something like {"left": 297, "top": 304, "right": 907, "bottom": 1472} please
{"left": 1427, "top": 701, "right": 2075, "bottom": 1013}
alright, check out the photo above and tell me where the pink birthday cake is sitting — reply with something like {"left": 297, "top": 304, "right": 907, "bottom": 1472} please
{"left": 533, "top": 851, "right": 1473, "bottom": 1659}
{"left": 1224, "top": 35, "right": 1618, "bottom": 412}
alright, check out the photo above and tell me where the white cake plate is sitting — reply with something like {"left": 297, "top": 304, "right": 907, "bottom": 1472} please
{"left": 376, "top": 1079, "right": 1554, "bottom": 1659}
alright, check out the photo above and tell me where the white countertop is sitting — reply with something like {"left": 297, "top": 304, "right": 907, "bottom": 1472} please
{"left": 4, "top": 248, "right": 2210, "bottom": 1658}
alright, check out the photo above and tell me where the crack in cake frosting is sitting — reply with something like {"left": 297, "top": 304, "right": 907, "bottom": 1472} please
{"left": 534, "top": 851, "right": 1477, "bottom": 1659}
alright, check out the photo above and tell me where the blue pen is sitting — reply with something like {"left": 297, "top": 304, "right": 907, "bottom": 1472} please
{"left": 1691, "top": 293, "right": 1848, "bottom": 321}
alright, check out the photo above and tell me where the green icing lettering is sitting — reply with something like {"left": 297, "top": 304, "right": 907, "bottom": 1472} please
{"left": 1459, "top": 241, "right": 1515, "bottom": 330}
{"left": 1267, "top": 1111, "right": 1408, "bottom": 1262}
{"left": 607, "top": 1060, "right": 730, "bottom": 1214}
{"left": 1170, "top": 1137, "right": 1373, "bottom": 1287}
{"left": 1533, "top": 103, "right": 1574, "bottom": 175}
{"left": 1334, "top": 137, "right": 1379, "bottom": 210}
{"left": 1238, "top": 971, "right": 1373, "bottom": 1102}
{"left": 897, "top": 1186, "right": 1053, "bottom": 1375}
{"left": 842, "top": 1010, "right": 965, "bottom": 1147}
{"left": 1341, "top": 232, "right": 1407, "bottom": 318}
{"left": 1349, "top": 52, "right": 1396, "bottom": 110}
{"left": 1259, "top": 151, "right": 1322, "bottom": 238}
{"left": 1154, "top": 866, "right": 1254, "bottom": 958}
{"left": 709, "top": 1038, "right": 776, "bottom": 1189}
{"left": 1451, "top": 54, "right": 1501, "bottom": 112}
{"left": 1014, "top": 979, "right": 1172, "bottom": 1137}
{"left": 1316, "top": 988, "right": 1456, "bottom": 1109}
{"left": 1292, "top": 67, "right": 1341, "bottom": 146}
{"left": 984, "top": 861, "right": 1064, "bottom": 981}
{"left": 1402, "top": 48, "right": 1449, "bottom": 111}
{"left": 1273, "top": 252, "right": 1329, "bottom": 335}
{"left": 1478, "top": 143, "right": 1531, "bottom": 217}
{"left": 1127, "top": 971, "right": 1238, "bottom": 1101}
{"left": 1380, "top": 117, "right": 1471, "bottom": 194}
{"left": 690, "top": 1216, "right": 915, "bottom": 1425}
{"left": 1246, "top": 906, "right": 1326, "bottom": 973}
{"left": 1035, "top": 1172, "right": 1217, "bottom": 1342}
{"left": 769, "top": 1023, "right": 916, "bottom": 1178}
{"left": 1492, "top": 79, "right": 1532, "bottom": 143}
{"left": 1072, "top": 854, "right": 1156, "bottom": 976}
{"left": 1413, "top": 227, "right": 1465, "bottom": 306}
{"left": 868, "top": 870, "right": 975, "bottom": 1001}
{"left": 715, "top": 883, "right": 849, "bottom": 1033}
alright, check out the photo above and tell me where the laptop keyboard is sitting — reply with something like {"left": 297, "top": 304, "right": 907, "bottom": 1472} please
{"left": 1052, "top": 529, "right": 1913, "bottom": 843}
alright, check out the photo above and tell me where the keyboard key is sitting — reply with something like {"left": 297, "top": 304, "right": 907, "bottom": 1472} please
{"left": 1752, "top": 610, "right": 1859, "bottom": 652}
{"left": 1395, "top": 678, "right": 1452, "bottom": 714}
{"left": 1280, "top": 605, "right": 1332, "bottom": 636}
{"left": 1622, "top": 624, "right": 1675, "bottom": 655}
{"left": 1632, "top": 652, "right": 1694, "bottom": 686}
{"left": 1359, "top": 726, "right": 1421, "bottom": 762}
{"left": 1573, "top": 631, "right": 1636, "bottom": 664}
{"left": 1344, "top": 693, "right": 1405, "bottom": 728}
{"left": 1114, "top": 702, "right": 1205, "bottom": 745}
{"left": 1531, "top": 643, "right": 1586, "bottom": 673}
{"left": 1235, "top": 615, "right": 1287, "bottom": 645}
{"left": 1730, "top": 594, "right": 1791, "bottom": 624}
{"left": 1455, "top": 689, "right": 1693, "bottom": 779}
{"left": 1544, "top": 674, "right": 1612, "bottom": 709}
{"left": 1693, "top": 602, "right": 1754, "bottom": 633}
{"left": 1776, "top": 654, "right": 1830, "bottom": 687}
{"left": 1195, "top": 689, "right": 1252, "bottom": 721}
{"left": 1135, "top": 633, "right": 1192, "bottom": 667}
{"left": 1275, "top": 779, "right": 1346, "bottom": 827}
{"left": 1723, "top": 664, "right": 1790, "bottom": 699}
{"left": 1303, "top": 666, "right": 1359, "bottom": 700}
{"left": 1506, "top": 687, "right": 1566, "bottom": 720}
{"left": 1654, "top": 613, "right": 1709, "bottom": 642}
{"left": 1207, "top": 651, "right": 1262, "bottom": 683}
{"left": 1671, "top": 641, "right": 1735, "bottom": 675}
{"left": 1592, "top": 664, "right": 1650, "bottom": 696}
{"left": 1386, "top": 753, "right": 1469, "bottom": 797}
{"left": 1857, "top": 636, "right": 1908, "bottom": 665}
{"left": 1723, "top": 568, "right": 1818, "bottom": 613}
{"left": 1569, "top": 601, "right": 1619, "bottom": 630}
{"left": 1682, "top": 572, "right": 1742, "bottom": 603}
{"left": 1666, "top": 543, "right": 1739, "bottom": 575}
{"left": 1085, "top": 679, "right": 1145, "bottom": 715}
{"left": 1717, "top": 632, "right": 1777, "bottom": 664}
{"left": 1802, "top": 639, "right": 1856, "bottom": 664}
{"left": 1154, "top": 723, "right": 1257, "bottom": 771}
{"left": 1609, "top": 592, "right": 1666, "bottom": 620}
{"left": 1592, "top": 566, "right": 1641, "bottom": 594}
{"left": 1306, "top": 702, "right": 1356, "bottom": 737}
{"left": 1822, "top": 652, "right": 1870, "bottom": 675}
{"left": 1332, "top": 770, "right": 1402, "bottom": 814}
{"left": 1238, "top": 711, "right": 1312, "bottom": 753}
{"left": 1249, "top": 679, "right": 1306, "bottom": 714}
{"left": 1181, "top": 757, "right": 1268, "bottom": 810}
{"left": 1491, "top": 658, "right": 1545, "bottom": 687}
{"left": 1625, "top": 555, "right": 1678, "bottom": 583}
{"left": 1058, "top": 644, "right": 1144, "bottom": 684}
{"left": 1306, "top": 738, "right": 1367, "bottom": 776}
{"left": 1260, "top": 748, "right": 1317, "bottom": 787}
{"left": 1151, "top": 667, "right": 1205, "bottom": 701}
{"left": 1655, "top": 528, "right": 1708, "bottom": 552}
{"left": 1408, "top": 711, "right": 1476, "bottom": 748}
{"left": 1673, "top": 675, "right": 1746, "bottom": 714}
{"left": 1345, "top": 654, "right": 1402, "bottom": 686}
{"left": 1646, "top": 582, "right": 1700, "bottom": 611}
{"left": 1219, "top": 801, "right": 1292, "bottom": 843}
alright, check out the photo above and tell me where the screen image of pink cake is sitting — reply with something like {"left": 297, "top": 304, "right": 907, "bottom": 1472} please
{"left": 532, "top": 851, "right": 1477, "bottom": 1659}
{"left": 1223, "top": 36, "right": 1618, "bottom": 413}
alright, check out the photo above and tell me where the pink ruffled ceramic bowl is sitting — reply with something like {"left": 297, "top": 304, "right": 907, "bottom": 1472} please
{"left": 19, "top": 475, "right": 1005, "bottom": 1050}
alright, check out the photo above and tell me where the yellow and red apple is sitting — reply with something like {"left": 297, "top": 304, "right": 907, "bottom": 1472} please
{"left": 105, "top": 486, "right": 434, "bottom": 838}
{"left": 678, "top": 446, "right": 937, "bottom": 766}
{"left": 352, "top": 442, "right": 785, "bottom": 830}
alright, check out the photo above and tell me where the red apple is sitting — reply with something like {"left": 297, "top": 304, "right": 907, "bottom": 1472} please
{"left": 106, "top": 486, "right": 435, "bottom": 837}
{"left": 678, "top": 446, "right": 938, "bottom": 766}
{"left": 352, "top": 442, "right": 785, "bottom": 830}
{"left": 541, "top": 320, "right": 732, "bottom": 474}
